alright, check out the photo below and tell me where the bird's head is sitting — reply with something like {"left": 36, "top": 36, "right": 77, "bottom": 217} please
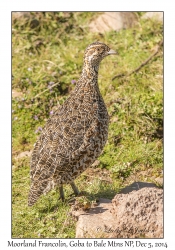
{"left": 84, "top": 41, "right": 117, "bottom": 67}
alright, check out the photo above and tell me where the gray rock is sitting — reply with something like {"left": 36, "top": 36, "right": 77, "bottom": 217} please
{"left": 141, "top": 12, "right": 163, "bottom": 22}
{"left": 111, "top": 187, "right": 163, "bottom": 238}
{"left": 74, "top": 198, "right": 116, "bottom": 238}
{"left": 72, "top": 186, "right": 163, "bottom": 238}
{"left": 89, "top": 12, "right": 138, "bottom": 33}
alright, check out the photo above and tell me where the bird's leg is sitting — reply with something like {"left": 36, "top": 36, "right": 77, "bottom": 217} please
{"left": 70, "top": 181, "right": 80, "bottom": 196}
{"left": 59, "top": 185, "right": 65, "bottom": 201}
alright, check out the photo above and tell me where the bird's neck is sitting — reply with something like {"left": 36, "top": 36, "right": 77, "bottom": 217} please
{"left": 69, "top": 60, "right": 104, "bottom": 105}
{"left": 72, "top": 59, "right": 102, "bottom": 97}
{"left": 80, "top": 60, "right": 99, "bottom": 84}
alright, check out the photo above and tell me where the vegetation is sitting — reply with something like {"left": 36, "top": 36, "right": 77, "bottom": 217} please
{"left": 12, "top": 12, "right": 163, "bottom": 238}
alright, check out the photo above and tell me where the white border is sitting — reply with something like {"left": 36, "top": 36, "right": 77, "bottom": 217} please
{"left": 0, "top": 1, "right": 175, "bottom": 249}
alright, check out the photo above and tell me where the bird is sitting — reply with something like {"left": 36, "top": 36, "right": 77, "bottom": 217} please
{"left": 28, "top": 41, "right": 117, "bottom": 206}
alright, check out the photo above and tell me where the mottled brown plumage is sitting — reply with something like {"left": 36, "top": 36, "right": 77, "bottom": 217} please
{"left": 28, "top": 42, "right": 117, "bottom": 206}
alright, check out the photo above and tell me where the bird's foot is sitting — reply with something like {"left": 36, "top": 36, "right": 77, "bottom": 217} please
{"left": 59, "top": 185, "right": 65, "bottom": 201}
{"left": 70, "top": 181, "right": 80, "bottom": 196}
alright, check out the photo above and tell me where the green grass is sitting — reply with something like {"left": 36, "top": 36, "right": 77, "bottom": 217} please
{"left": 12, "top": 12, "right": 163, "bottom": 238}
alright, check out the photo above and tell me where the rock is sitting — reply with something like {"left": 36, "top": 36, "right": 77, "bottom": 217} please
{"left": 12, "top": 90, "right": 23, "bottom": 98}
{"left": 73, "top": 186, "right": 163, "bottom": 238}
{"left": 15, "top": 151, "right": 32, "bottom": 159}
{"left": 111, "top": 187, "right": 163, "bottom": 238}
{"left": 12, "top": 12, "right": 31, "bottom": 21}
{"left": 12, "top": 12, "right": 40, "bottom": 29}
{"left": 74, "top": 198, "right": 117, "bottom": 238}
{"left": 155, "top": 177, "right": 163, "bottom": 186}
{"left": 119, "top": 181, "right": 158, "bottom": 194}
{"left": 89, "top": 12, "right": 138, "bottom": 33}
{"left": 141, "top": 12, "right": 163, "bottom": 23}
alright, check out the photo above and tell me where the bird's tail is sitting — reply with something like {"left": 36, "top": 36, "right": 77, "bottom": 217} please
{"left": 28, "top": 180, "right": 48, "bottom": 206}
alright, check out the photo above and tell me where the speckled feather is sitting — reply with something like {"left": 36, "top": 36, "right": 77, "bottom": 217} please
{"left": 28, "top": 42, "right": 117, "bottom": 206}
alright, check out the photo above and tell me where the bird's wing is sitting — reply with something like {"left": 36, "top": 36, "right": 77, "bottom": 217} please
{"left": 30, "top": 107, "right": 91, "bottom": 181}
{"left": 28, "top": 114, "right": 103, "bottom": 206}
{"left": 30, "top": 118, "right": 105, "bottom": 181}
{"left": 30, "top": 86, "right": 105, "bottom": 183}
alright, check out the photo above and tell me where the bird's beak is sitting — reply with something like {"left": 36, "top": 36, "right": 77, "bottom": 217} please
{"left": 108, "top": 49, "right": 118, "bottom": 55}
